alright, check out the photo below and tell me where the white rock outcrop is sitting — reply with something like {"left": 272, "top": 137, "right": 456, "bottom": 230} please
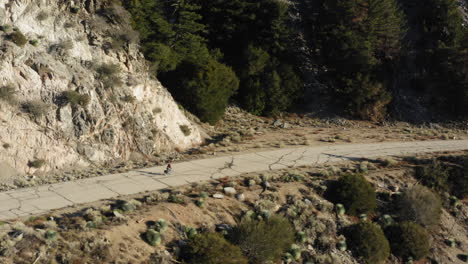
{"left": 0, "top": 0, "right": 204, "bottom": 181}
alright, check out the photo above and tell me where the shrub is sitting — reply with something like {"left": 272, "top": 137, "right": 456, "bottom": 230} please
{"left": 96, "top": 63, "right": 123, "bottom": 89}
{"left": 162, "top": 59, "right": 239, "bottom": 124}
{"left": 397, "top": 185, "right": 442, "bottom": 227}
{"left": 62, "top": 90, "right": 90, "bottom": 107}
{"left": 280, "top": 172, "right": 304, "bottom": 182}
{"left": 119, "top": 29, "right": 139, "bottom": 44}
{"left": 98, "top": 4, "right": 128, "bottom": 24}
{"left": 415, "top": 160, "right": 450, "bottom": 193}
{"left": 181, "top": 232, "right": 248, "bottom": 264}
{"left": 70, "top": 6, "right": 80, "bottom": 14}
{"left": 0, "top": 24, "right": 12, "bottom": 32}
{"left": 0, "top": 85, "right": 17, "bottom": 105}
{"left": 179, "top": 125, "right": 191, "bottom": 136}
{"left": 448, "top": 155, "right": 468, "bottom": 198}
{"left": 58, "top": 40, "right": 74, "bottom": 51}
{"left": 8, "top": 31, "right": 28, "bottom": 46}
{"left": 153, "top": 107, "right": 162, "bottom": 114}
{"left": 29, "top": 39, "right": 39, "bottom": 46}
{"left": 36, "top": 11, "right": 48, "bottom": 21}
{"left": 96, "top": 63, "right": 120, "bottom": 76}
{"left": 385, "top": 222, "right": 430, "bottom": 261}
{"left": 229, "top": 215, "right": 294, "bottom": 263}
{"left": 145, "top": 229, "right": 161, "bottom": 246}
{"left": 344, "top": 222, "right": 390, "bottom": 264}
{"left": 22, "top": 100, "right": 49, "bottom": 118}
{"left": 105, "top": 38, "right": 125, "bottom": 51}
{"left": 45, "top": 230, "right": 57, "bottom": 240}
{"left": 64, "top": 22, "right": 75, "bottom": 29}
{"left": 416, "top": 157, "right": 468, "bottom": 198}
{"left": 121, "top": 95, "right": 136, "bottom": 103}
{"left": 168, "top": 193, "right": 186, "bottom": 204}
{"left": 327, "top": 174, "right": 377, "bottom": 216}
{"left": 28, "top": 159, "right": 46, "bottom": 168}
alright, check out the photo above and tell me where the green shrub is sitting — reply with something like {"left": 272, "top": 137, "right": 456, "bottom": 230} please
{"left": 0, "top": 24, "right": 12, "bottom": 32}
{"left": 328, "top": 174, "right": 377, "bottom": 216}
{"left": 45, "top": 230, "right": 57, "bottom": 240}
{"left": 344, "top": 222, "right": 390, "bottom": 264}
{"left": 280, "top": 172, "right": 304, "bottom": 182}
{"left": 416, "top": 157, "right": 468, "bottom": 198}
{"left": 0, "top": 85, "right": 17, "bottom": 105}
{"left": 62, "top": 90, "right": 90, "bottom": 107}
{"left": 28, "top": 159, "right": 46, "bottom": 168}
{"left": 181, "top": 232, "right": 248, "bottom": 264}
{"left": 229, "top": 215, "right": 294, "bottom": 264}
{"left": 70, "top": 6, "right": 80, "bottom": 14}
{"left": 8, "top": 31, "right": 28, "bottom": 46}
{"left": 168, "top": 193, "right": 186, "bottom": 204}
{"left": 29, "top": 39, "right": 39, "bottom": 46}
{"left": 415, "top": 160, "right": 450, "bottom": 193}
{"left": 385, "top": 222, "right": 430, "bottom": 261}
{"left": 449, "top": 155, "right": 468, "bottom": 198}
{"left": 145, "top": 229, "right": 161, "bottom": 246}
{"left": 398, "top": 185, "right": 442, "bottom": 227}
{"left": 21, "top": 100, "right": 49, "bottom": 118}
{"left": 179, "top": 125, "right": 191, "bottom": 136}
{"left": 162, "top": 60, "right": 239, "bottom": 124}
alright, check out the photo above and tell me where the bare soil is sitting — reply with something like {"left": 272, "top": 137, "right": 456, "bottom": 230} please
{"left": 1, "top": 151, "right": 466, "bottom": 264}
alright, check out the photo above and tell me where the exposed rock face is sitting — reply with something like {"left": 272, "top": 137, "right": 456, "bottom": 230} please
{"left": 0, "top": 0, "right": 204, "bottom": 180}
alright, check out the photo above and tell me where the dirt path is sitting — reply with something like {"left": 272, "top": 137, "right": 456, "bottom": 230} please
{"left": 0, "top": 140, "right": 467, "bottom": 221}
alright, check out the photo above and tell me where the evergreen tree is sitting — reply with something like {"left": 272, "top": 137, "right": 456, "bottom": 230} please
{"left": 305, "top": 0, "right": 405, "bottom": 120}
{"left": 124, "top": 0, "right": 239, "bottom": 123}
{"left": 198, "top": 0, "right": 304, "bottom": 115}
{"left": 162, "top": 60, "right": 239, "bottom": 124}
{"left": 408, "top": 0, "right": 467, "bottom": 118}
{"left": 123, "top": 0, "right": 179, "bottom": 73}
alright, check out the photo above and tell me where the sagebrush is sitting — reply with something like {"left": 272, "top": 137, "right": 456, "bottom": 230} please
{"left": 181, "top": 232, "right": 248, "bottom": 264}
{"left": 344, "top": 222, "right": 390, "bottom": 264}
{"left": 327, "top": 173, "right": 377, "bottom": 216}
{"left": 229, "top": 215, "right": 294, "bottom": 263}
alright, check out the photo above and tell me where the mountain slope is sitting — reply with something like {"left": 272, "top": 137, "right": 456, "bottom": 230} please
{"left": 0, "top": 0, "right": 204, "bottom": 181}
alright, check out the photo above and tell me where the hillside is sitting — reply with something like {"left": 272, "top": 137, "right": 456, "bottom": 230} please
{"left": 0, "top": 1, "right": 466, "bottom": 263}
{"left": 0, "top": 0, "right": 204, "bottom": 181}
{"left": 0, "top": 151, "right": 466, "bottom": 264}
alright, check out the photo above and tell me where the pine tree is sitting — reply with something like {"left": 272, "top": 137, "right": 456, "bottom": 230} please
{"left": 406, "top": 0, "right": 467, "bottom": 118}
{"left": 162, "top": 60, "right": 239, "bottom": 124}
{"left": 123, "top": 0, "right": 179, "bottom": 73}
{"left": 305, "top": 0, "right": 405, "bottom": 120}
{"left": 198, "top": 0, "right": 304, "bottom": 115}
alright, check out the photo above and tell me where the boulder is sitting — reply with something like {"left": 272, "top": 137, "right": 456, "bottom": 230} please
{"left": 223, "top": 187, "right": 237, "bottom": 195}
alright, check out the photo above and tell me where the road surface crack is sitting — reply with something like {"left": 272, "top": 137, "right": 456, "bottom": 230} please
{"left": 210, "top": 157, "right": 235, "bottom": 179}
{"left": 288, "top": 149, "right": 308, "bottom": 168}
{"left": 268, "top": 149, "right": 296, "bottom": 170}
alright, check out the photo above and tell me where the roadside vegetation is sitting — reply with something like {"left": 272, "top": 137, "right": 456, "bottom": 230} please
{"left": 1, "top": 152, "right": 466, "bottom": 264}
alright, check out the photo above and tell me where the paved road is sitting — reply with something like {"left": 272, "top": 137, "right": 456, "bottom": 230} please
{"left": 0, "top": 140, "right": 467, "bottom": 220}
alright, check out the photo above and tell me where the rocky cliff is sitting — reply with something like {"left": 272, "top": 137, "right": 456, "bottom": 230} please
{"left": 0, "top": 0, "right": 204, "bottom": 182}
